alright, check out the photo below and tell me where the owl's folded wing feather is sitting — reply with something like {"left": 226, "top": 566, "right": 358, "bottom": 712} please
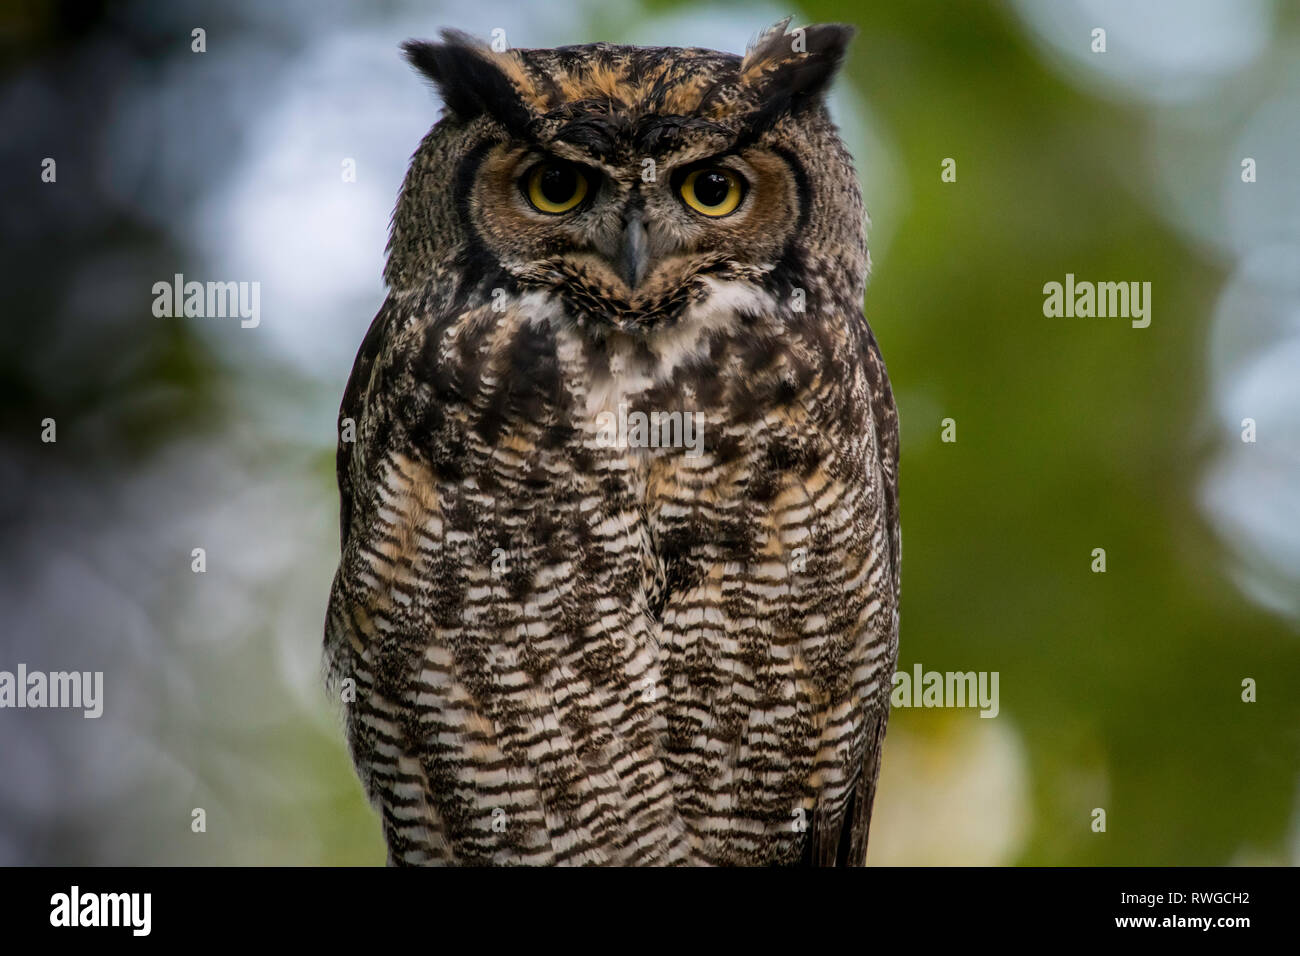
{"left": 808, "top": 315, "right": 900, "bottom": 867}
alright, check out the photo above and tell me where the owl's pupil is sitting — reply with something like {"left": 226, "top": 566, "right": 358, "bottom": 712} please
{"left": 540, "top": 165, "right": 577, "bottom": 203}
{"left": 695, "top": 171, "right": 730, "bottom": 207}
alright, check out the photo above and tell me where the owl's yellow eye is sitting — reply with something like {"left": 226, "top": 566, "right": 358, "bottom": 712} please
{"left": 679, "top": 167, "right": 744, "bottom": 217}
{"left": 524, "top": 162, "right": 589, "bottom": 214}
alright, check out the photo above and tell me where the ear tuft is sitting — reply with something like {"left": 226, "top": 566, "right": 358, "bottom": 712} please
{"left": 402, "top": 30, "right": 532, "bottom": 135}
{"left": 740, "top": 21, "right": 854, "bottom": 122}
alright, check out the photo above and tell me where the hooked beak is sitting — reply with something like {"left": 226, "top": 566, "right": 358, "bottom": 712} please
{"left": 619, "top": 209, "right": 650, "bottom": 290}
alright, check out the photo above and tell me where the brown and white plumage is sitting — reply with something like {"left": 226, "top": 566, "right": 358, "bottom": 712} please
{"left": 324, "top": 20, "right": 899, "bottom": 866}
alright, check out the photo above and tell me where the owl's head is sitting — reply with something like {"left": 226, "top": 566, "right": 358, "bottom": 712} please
{"left": 388, "top": 20, "right": 865, "bottom": 334}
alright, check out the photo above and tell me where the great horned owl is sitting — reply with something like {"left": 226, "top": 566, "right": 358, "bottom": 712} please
{"left": 324, "top": 20, "right": 900, "bottom": 866}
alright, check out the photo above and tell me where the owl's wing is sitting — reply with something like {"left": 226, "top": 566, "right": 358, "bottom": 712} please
{"left": 323, "top": 297, "right": 409, "bottom": 811}
{"left": 334, "top": 302, "right": 394, "bottom": 550}
{"left": 806, "top": 318, "right": 900, "bottom": 867}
